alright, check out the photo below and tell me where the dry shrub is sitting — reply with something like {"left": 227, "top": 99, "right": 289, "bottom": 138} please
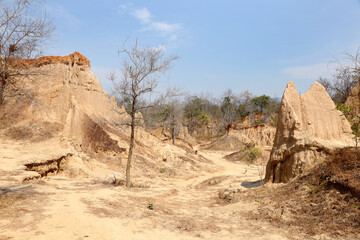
{"left": 318, "top": 147, "right": 360, "bottom": 198}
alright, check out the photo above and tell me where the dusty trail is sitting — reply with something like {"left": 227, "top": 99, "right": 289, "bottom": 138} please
{"left": 0, "top": 150, "right": 299, "bottom": 240}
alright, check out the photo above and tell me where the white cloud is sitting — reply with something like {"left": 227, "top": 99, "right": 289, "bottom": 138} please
{"left": 169, "top": 35, "right": 178, "bottom": 41}
{"left": 49, "top": 5, "right": 82, "bottom": 28}
{"left": 127, "top": 7, "right": 182, "bottom": 41}
{"left": 149, "top": 22, "right": 181, "bottom": 33}
{"left": 116, "top": 3, "right": 133, "bottom": 15}
{"left": 283, "top": 63, "right": 336, "bottom": 80}
{"left": 131, "top": 7, "right": 152, "bottom": 24}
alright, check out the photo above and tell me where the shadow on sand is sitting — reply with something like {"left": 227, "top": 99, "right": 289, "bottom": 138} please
{"left": 241, "top": 180, "right": 264, "bottom": 188}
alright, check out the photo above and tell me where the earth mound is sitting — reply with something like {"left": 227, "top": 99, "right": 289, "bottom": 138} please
{"left": 265, "top": 81, "right": 354, "bottom": 183}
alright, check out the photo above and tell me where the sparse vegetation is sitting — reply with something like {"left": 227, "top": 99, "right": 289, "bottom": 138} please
{"left": 307, "top": 180, "right": 328, "bottom": 195}
{"left": 234, "top": 147, "right": 360, "bottom": 238}
{"left": 1, "top": 1, "right": 360, "bottom": 238}
{"left": 245, "top": 148, "right": 261, "bottom": 163}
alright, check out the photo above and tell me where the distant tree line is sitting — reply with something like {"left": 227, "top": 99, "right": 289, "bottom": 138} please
{"left": 130, "top": 88, "right": 280, "bottom": 141}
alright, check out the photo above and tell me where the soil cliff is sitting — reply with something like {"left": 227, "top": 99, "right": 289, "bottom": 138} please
{"left": 0, "top": 52, "right": 210, "bottom": 185}
{"left": 265, "top": 81, "right": 354, "bottom": 183}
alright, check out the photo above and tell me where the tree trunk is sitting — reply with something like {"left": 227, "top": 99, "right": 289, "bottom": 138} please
{"left": 0, "top": 78, "right": 5, "bottom": 105}
{"left": 171, "top": 126, "right": 175, "bottom": 145}
{"left": 126, "top": 100, "right": 136, "bottom": 188}
{"left": 170, "top": 116, "right": 176, "bottom": 145}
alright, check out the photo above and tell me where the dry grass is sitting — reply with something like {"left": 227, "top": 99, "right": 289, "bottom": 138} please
{"left": 0, "top": 185, "right": 47, "bottom": 230}
{"left": 233, "top": 147, "right": 360, "bottom": 239}
{"left": 4, "top": 122, "right": 62, "bottom": 142}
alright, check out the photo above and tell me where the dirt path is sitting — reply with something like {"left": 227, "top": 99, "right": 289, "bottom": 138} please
{"left": 0, "top": 150, "right": 300, "bottom": 240}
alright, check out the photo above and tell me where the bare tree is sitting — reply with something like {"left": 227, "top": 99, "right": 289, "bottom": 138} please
{"left": 320, "top": 67, "right": 357, "bottom": 104}
{"left": 220, "top": 89, "right": 238, "bottom": 135}
{"left": 158, "top": 87, "right": 183, "bottom": 144}
{"left": 0, "top": 0, "right": 54, "bottom": 104}
{"left": 160, "top": 99, "right": 183, "bottom": 144}
{"left": 318, "top": 48, "right": 360, "bottom": 104}
{"left": 111, "top": 40, "right": 178, "bottom": 188}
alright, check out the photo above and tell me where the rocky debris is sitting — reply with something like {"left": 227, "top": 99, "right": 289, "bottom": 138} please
{"left": 218, "top": 188, "right": 244, "bottom": 204}
{"left": 265, "top": 81, "right": 354, "bottom": 183}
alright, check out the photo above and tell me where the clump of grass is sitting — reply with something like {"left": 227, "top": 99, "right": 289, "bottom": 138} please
{"left": 244, "top": 148, "right": 262, "bottom": 164}
{"left": 307, "top": 180, "right": 328, "bottom": 195}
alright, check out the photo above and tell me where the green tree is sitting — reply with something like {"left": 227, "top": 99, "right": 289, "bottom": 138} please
{"left": 251, "top": 95, "right": 270, "bottom": 114}
{"left": 183, "top": 96, "right": 216, "bottom": 135}
{"left": 184, "top": 96, "right": 204, "bottom": 134}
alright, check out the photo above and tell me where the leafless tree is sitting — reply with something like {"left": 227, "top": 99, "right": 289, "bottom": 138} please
{"left": 220, "top": 89, "right": 239, "bottom": 134}
{"left": 0, "top": 0, "right": 53, "bottom": 104}
{"left": 168, "top": 102, "right": 182, "bottom": 145}
{"left": 318, "top": 48, "right": 360, "bottom": 104}
{"left": 160, "top": 90, "right": 183, "bottom": 145}
{"left": 111, "top": 39, "right": 178, "bottom": 187}
{"left": 318, "top": 67, "right": 357, "bottom": 104}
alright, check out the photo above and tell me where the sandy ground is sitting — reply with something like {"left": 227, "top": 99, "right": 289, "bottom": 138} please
{"left": 0, "top": 150, "right": 303, "bottom": 240}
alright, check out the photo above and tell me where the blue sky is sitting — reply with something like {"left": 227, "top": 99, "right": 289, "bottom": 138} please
{"left": 44, "top": 0, "right": 360, "bottom": 97}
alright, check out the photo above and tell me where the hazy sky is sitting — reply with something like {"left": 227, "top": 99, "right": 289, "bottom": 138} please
{"left": 45, "top": 0, "right": 360, "bottom": 97}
